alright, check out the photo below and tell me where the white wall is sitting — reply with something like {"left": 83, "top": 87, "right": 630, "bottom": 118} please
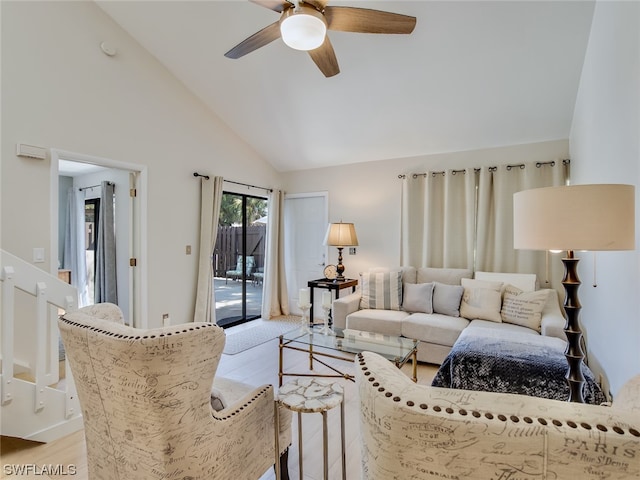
{"left": 57, "top": 176, "right": 73, "bottom": 264}
{"left": 1, "top": 1, "right": 281, "bottom": 326}
{"left": 569, "top": 1, "right": 640, "bottom": 396}
{"left": 281, "top": 140, "right": 569, "bottom": 277}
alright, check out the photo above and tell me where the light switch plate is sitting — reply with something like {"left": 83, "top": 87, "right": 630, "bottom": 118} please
{"left": 33, "top": 248, "right": 45, "bottom": 263}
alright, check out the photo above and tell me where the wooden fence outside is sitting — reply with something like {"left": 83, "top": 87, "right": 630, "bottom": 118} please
{"left": 213, "top": 225, "right": 266, "bottom": 278}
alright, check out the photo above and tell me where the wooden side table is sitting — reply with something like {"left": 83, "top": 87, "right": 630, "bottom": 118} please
{"left": 307, "top": 278, "right": 358, "bottom": 325}
{"left": 277, "top": 378, "right": 346, "bottom": 480}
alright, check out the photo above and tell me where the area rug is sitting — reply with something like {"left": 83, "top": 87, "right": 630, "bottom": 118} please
{"left": 223, "top": 316, "right": 301, "bottom": 355}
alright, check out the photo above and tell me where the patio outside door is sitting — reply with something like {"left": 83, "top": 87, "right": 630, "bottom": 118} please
{"left": 214, "top": 192, "right": 267, "bottom": 328}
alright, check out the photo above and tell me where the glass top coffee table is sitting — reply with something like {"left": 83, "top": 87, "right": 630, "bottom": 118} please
{"left": 278, "top": 326, "right": 419, "bottom": 386}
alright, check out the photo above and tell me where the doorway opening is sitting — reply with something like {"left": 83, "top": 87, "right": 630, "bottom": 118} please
{"left": 51, "top": 149, "right": 148, "bottom": 328}
{"left": 214, "top": 192, "right": 267, "bottom": 328}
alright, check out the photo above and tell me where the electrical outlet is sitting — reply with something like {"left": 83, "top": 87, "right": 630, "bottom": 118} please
{"left": 162, "top": 314, "right": 170, "bottom": 327}
{"left": 349, "top": 247, "right": 356, "bottom": 255}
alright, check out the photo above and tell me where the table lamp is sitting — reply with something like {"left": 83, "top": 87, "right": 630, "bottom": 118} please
{"left": 513, "top": 184, "right": 635, "bottom": 402}
{"left": 324, "top": 222, "right": 359, "bottom": 281}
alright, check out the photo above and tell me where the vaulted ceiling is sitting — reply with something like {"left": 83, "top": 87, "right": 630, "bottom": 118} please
{"left": 96, "top": 1, "right": 595, "bottom": 172}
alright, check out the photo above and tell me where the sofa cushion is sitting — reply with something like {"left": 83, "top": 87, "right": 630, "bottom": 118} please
{"left": 346, "top": 309, "right": 408, "bottom": 336}
{"left": 465, "top": 319, "right": 540, "bottom": 337}
{"left": 462, "top": 277, "right": 504, "bottom": 291}
{"left": 500, "top": 284, "right": 550, "bottom": 331}
{"left": 402, "top": 282, "right": 434, "bottom": 314}
{"left": 432, "top": 282, "right": 464, "bottom": 317}
{"left": 475, "top": 271, "right": 537, "bottom": 292}
{"left": 360, "top": 271, "right": 403, "bottom": 311}
{"left": 417, "top": 267, "right": 473, "bottom": 285}
{"left": 460, "top": 278, "right": 503, "bottom": 322}
{"left": 402, "top": 313, "right": 469, "bottom": 347}
{"left": 211, "top": 377, "right": 257, "bottom": 411}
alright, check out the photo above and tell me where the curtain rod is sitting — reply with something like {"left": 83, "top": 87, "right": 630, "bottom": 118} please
{"left": 397, "top": 159, "right": 570, "bottom": 178}
{"left": 79, "top": 181, "right": 113, "bottom": 191}
{"left": 224, "top": 179, "right": 273, "bottom": 193}
{"left": 193, "top": 172, "right": 273, "bottom": 192}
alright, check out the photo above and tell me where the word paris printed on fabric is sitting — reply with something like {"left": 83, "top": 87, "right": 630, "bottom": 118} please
{"left": 356, "top": 352, "right": 639, "bottom": 480}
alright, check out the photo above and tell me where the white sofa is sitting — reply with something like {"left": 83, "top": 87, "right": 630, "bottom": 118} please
{"left": 333, "top": 267, "right": 566, "bottom": 365}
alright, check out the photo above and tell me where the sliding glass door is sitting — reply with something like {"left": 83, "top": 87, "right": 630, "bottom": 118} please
{"left": 214, "top": 192, "right": 267, "bottom": 327}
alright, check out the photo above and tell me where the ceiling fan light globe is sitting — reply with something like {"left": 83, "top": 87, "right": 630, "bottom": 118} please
{"left": 280, "top": 8, "right": 327, "bottom": 51}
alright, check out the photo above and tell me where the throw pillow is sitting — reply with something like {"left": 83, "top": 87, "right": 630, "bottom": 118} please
{"left": 432, "top": 282, "right": 464, "bottom": 317}
{"left": 402, "top": 282, "right": 434, "bottom": 314}
{"left": 501, "top": 284, "right": 550, "bottom": 331}
{"left": 360, "top": 271, "right": 403, "bottom": 311}
{"left": 460, "top": 278, "right": 504, "bottom": 322}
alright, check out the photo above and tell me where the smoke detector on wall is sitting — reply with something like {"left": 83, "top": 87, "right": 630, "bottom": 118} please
{"left": 100, "top": 41, "right": 117, "bottom": 57}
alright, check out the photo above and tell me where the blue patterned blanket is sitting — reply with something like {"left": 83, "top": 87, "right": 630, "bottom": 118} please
{"left": 432, "top": 327, "right": 606, "bottom": 405}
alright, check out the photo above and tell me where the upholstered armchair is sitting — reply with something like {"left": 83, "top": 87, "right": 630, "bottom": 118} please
{"left": 59, "top": 303, "right": 291, "bottom": 480}
{"left": 355, "top": 351, "right": 639, "bottom": 480}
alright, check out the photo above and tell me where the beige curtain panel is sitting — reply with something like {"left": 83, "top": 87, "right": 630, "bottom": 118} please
{"left": 194, "top": 175, "right": 224, "bottom": 323}
{"left": 262, "top": 189, "right": 290, "bottom": 318}
{"left": 401, "top": 160, "right": 569, "bottom": 288}
{"left": 401, "top": 169, "right": 476, "bottom": 270}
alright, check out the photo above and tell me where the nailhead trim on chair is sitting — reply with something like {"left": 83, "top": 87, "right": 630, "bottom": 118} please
{"left": 59, "top": 316, "right": 220, "bottom": 338}
{"left": 355, "top": 353, "right": 640, "bottom": 438}
{"left": 61, "top": 316, "right": 279, "bottom": 423}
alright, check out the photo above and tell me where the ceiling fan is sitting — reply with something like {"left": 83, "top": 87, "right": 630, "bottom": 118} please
{"left": 224, "top": 0, "right": 417, "bottom": 77}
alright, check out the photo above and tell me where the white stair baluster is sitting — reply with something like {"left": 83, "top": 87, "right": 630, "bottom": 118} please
{"left": 1, "top": 265, "right": 15, "bottom": 405}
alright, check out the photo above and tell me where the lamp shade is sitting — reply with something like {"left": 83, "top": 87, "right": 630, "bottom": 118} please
{"left": 323, "top": 222, "right": 359, "bottom": 247}
{"left": 513, "top": 184, "right": 635, "bottom": 251}
{"left": 280, "top": 6, "right": 327, "bottom": 51}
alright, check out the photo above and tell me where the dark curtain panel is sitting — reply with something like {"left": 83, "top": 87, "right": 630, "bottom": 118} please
{"left": 95, "top": 181, "right": 117, "bottom": 304}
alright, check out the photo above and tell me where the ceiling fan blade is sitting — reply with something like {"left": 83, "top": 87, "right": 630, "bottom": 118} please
{"left": 249, "top": 0, "right": 292, "bottom": 13}
{"left": 224, "top": 21, "right": 282, "bottom": 59}
{"left": 325, "top": 6, "right": 416, "bottom": 34}
{"left": 308, "top": 36, "right": 340, "bottom": 77}
{"left": 302, "top": 0, "right": 328, "bottom": 11}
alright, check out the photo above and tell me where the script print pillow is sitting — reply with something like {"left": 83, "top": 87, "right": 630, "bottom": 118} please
{"left": 360, "top": 271, "right": 402, "bottom": 311}
{"left": 501, "top": 284, "right": 550, "bottom": 331}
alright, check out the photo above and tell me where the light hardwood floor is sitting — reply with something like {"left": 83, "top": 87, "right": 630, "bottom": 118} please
{"left": 1, "top": 320, "right": 438, "bottom": 480}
